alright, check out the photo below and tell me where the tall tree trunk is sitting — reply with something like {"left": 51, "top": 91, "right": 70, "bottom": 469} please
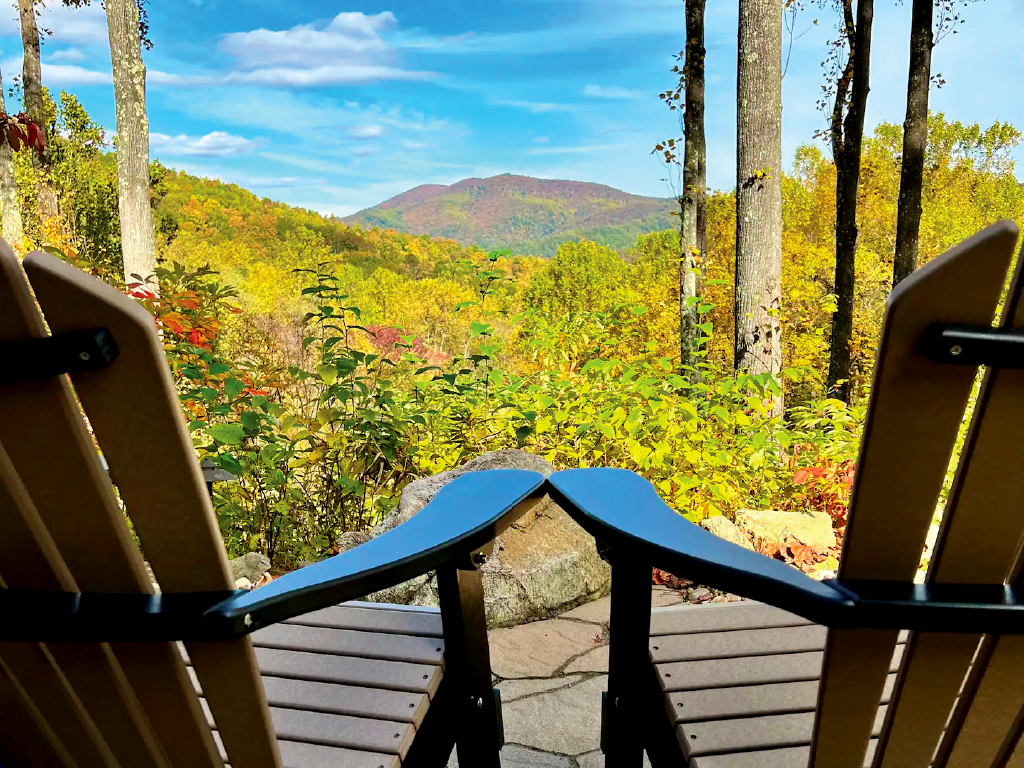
{"left": 680, "top": 0, "right": 707, "bottom": 372}
{"left": 0, "top": 70, "right": 25, "bottom": 249}
{"left": 106, "top": 0, "right": 157, "bottom": 285}
{"left": 826, "top": 0, "right": 874, "bottom": 403}
{"left": 735, "top": 0, "right": 783, "bottom": 412}
{"left": 892, "top": 0, "right": 932, "bottom": 288}
{"left": 18, "top": 0, "right": 58, "bottom": 221}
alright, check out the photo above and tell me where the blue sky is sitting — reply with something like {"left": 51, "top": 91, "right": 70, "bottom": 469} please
{"left": 0, "top": 0, "right": 1020, "bottom": 217}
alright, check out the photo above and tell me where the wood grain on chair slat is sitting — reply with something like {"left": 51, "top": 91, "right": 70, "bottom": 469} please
{"left": 650, "top": 625, "right": 827, "bottom": 663}
{"left": 649, "top": 602, "right": 810, "bottom": 636}
{"left": 877, "top": 222, "right": 1024, "bottom": 768}
{"left": 811, "top": 221, "right": 1021, "bottom": 768}
{"left": 214, "top": 733, "right": 402, "bottom": 768}
{"left": 0, "top": 661, "right": 80, "bottom": 768}
{"left": 682, "top": 705, "right": 887, "bottom": 758}
{"left": 284, "top": 604, "right": 444, "bottom": 637}
{"left": 691, "top": 740, "right": 877, "bottom": 768}
{"left": 252, "top": 625, "right": 445, "bottom": 666}
{"left": 665, "top": 674, "right": 897, "bottom": 724}
{"left": 21, "top": 250, "right": 281, "bottom": 768}
{"left": 0, "top": 246, "right": 182, "bottom": 768}
{"left": 253, "top": 648, "right": 443, "bottom": 698}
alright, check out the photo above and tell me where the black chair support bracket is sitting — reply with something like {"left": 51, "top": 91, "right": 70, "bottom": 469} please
{"left": 920, "top": 323, "right": 1024, "bottom": 367}
{"left": 0, "top": 327, "right": 119, "bottom": 384}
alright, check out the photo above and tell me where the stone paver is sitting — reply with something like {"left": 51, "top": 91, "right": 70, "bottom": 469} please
{"left": 489, "top": 619, "right": 604, "bottom": 678}
{"left": 503, "top": 675, "right": 606, "bottom": 755}
{"left": 447, "top": 745, "right": 573, "bottom": 767}
{"left": 560, "top": 595, "right": 610, "bottom": 623}
{"left": 578, "top": 750, "right": 653, "bottom": 767}
{"left": 498, "top": 675, "right": 582, "bottom": 702}
{"left": 564, "top": 645, "right": 608, "bottom": 674}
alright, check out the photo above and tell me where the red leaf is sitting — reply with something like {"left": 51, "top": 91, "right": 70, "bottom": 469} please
{"left": 793, "top": 468, "right": 811, "bottom": 485}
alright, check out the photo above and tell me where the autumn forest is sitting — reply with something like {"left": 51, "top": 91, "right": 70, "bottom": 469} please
{"left": 1, "top": 0, "right": 1021, "bottom": 567}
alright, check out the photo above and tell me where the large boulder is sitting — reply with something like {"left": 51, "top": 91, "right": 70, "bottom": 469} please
{"left": 348, "top": 450, "right": 611, "bottom": 627}
{"left": 734, "top": 508, "right": 836, "bottom": 551}
{"left": 699, "top": 515, "right": 754, "bottom": 550}
{"left": 230, "top": 552, "right": 270, "bottom": 586}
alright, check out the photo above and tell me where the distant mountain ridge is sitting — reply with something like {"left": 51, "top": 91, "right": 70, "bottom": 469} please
{"left": 342, "top": 174, "right": 676, "bottom": 257}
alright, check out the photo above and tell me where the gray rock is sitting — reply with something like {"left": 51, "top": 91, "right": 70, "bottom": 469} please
{"left": 564, "top": 645, "right": 608, "bottom": 674}
{"left": 700, "top": 515, "right": 755, "bottom": 550}
{"left": 447, "top": 745, "right": 573, "bottom": 767}
{"left": 488, "top": 619, "right": 603, "bottom": 679}
{"left": 497, "top": 675, "right": 582, "bottom": 702}
{"left": 229, "top": 552, "right": 270, "bottom": 584}
{"left": 358, "top": 450, "right": 612, "bottom": 627}
{"left": 688, "top": 587, "right": 712, "bottom": 602}
{"left": 735, "top": 508, "right": 837, "bottom": 551}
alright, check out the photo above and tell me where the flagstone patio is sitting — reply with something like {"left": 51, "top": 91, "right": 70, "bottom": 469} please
{"left": 446, "top": 586, "right": 691, "bottom": 767}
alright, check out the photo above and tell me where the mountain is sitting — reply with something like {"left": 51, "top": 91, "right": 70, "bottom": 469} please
{"left": 342, "top": 174, "right": 677, "bottom": 257}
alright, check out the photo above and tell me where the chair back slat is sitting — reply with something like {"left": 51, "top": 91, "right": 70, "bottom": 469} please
{"left": 809, "top": 222, "right": 1022, "bottom": 768}
{"left": 0, "top": 248, "right": 225, "bottom": 768}
{"left": 22, "top": 251, "right": 281, "bottom": 768}
{"left": 0, "top": 657, "right": 83, "bottom": 768}
{"left": 874, "top": 225, "right": 1024, "bottom": 768}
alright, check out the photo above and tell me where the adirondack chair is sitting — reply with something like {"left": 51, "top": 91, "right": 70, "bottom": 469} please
{"left": 0, "top": 245, "right": 547, "bottom": 768}
{"left": 547, "top": 220, "right": 1024, "bottom": 768}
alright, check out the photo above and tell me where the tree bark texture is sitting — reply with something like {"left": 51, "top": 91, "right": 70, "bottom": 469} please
{"left": 892, "top": 0, "right": 932, "bottom": 288}
{"left": 826, "top": 0, "right": 874, "bottom": 403}
{"left": 680, "top": 0, "right": 707, "bottom": 372}
{"left": 106, "top": 0, "right": 158, "bottom": 285}
{"left": 0, "top": 70, "right": 25, "bottom": 249}
{"left": 735, "top": 0, "right": 783, "bottom": 406}
{"left": 18, "top": 0, "right": 57, "bottom": 221}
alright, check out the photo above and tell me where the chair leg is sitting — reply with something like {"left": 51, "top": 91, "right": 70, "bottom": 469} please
{"left": 437, "top": 565, "right": 502, "bottom": 768}
{"left": 605, "top": 559, "right": 654, "bottom": 767}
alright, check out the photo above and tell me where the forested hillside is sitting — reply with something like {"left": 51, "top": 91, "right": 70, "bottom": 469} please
{"left": 343, "top": 173, "right": 677, "bottom": 257}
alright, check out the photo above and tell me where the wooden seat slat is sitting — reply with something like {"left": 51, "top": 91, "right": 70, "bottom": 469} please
{"left": 188, "top": 666, "right": 432, "bottom": 730}
{"left": 215, "top": 733, "right": 401, "bottom": 768}
{"left": 252, "top": 625, "right": 445, "bottom": 666}
{"left": 690, "top": 740, "right": 877, "bottom": 768}
{"left": 285, "top": 604, "right": 444, "bottom": 638}
{"left": 200, "top": 699, "right": 416, "bottom": 760}
{"left": 649, "top": 603, "right": 809, "bottom": 636}
{"left": 666, "top": 674, "right": 897, "bottom": 724}
{"left": 261, "top": 676, "right": 431, "bottom": 728}
{"left": 650, "top": 624, "right": 827, "bottom": 663}
{"left": 680, "top": 705, "right": 887, "bottom": 758}
{"left": 0, "top": 664, "right": 78, "bottom": 768}
{"left": 253, "top": 648, "right": 443, "bottom": 698}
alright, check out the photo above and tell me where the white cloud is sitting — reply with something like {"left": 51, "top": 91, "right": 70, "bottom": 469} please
{"left": 401, "top": 140, "right": 435, "bottom": 150}
{"left": 495, "top": 100, "right": 573, "bottom": 114}
{"left": 352, "top": 146, "right": 378, "bottom": 157}
{"left": 150, "top": 131, "right": 259, "bottom": 158}
{"left": 347, "top": 124, "right": 386, "bottom": 140}
{"left": 205, "top": 12, "right": 433, "bottom": 86}
{"left": 0, "top": 3, "right": 108, "bottom": 46}
{"left": 584, "top": 84, "right": 641, "bottom": 99}
{"left": 48, "top": 48, "right": 86, "bottom": 63}
{"left": 220, "top": 12, "right": 396, "bottom": 68}
{"left": 42, "top": 63, "right": 109, "bottom": 85}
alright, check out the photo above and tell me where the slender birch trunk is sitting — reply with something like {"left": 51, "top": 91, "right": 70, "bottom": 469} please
{"left": 735, "top": 0, "right": 784, "bottom": 412}
{"left": 106, "top": 0, "right": 158, "bottom": 285}
{"left": 18, "top": 0, "right": 58, "bottom": 221}
{"left": 680, "top": 0, "right": 707, "bottom": 372}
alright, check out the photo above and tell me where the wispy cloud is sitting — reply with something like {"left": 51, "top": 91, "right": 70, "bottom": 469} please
{"left": 347, "top": 124, "right": 386, "bottom": 140}
{"left": 151, "top": 131, "right": 259, "bottom": 158}
{"left": 48, "top": 48, "right": 86, "bottom": 63}
{"left": 584, "top": 84, "right": 641, "bottom": 99}
{"left": 0, "top": 3, "right": 109, "bottom": 46}
{"left": 533, "top": 136, "right": 550, "bottom": 143}
{"left": 495, "top": 100, "right": 573, "bottom": 114}
{"left": 401, "top": 140, "right": 436, "bottom": 150}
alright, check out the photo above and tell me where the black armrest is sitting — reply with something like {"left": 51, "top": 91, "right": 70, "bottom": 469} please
{"left": 0, "top": 469, "right": 546, "bottom": 641}
{"left": 548, "top": 468, "right": 1024, "bottom": 633}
